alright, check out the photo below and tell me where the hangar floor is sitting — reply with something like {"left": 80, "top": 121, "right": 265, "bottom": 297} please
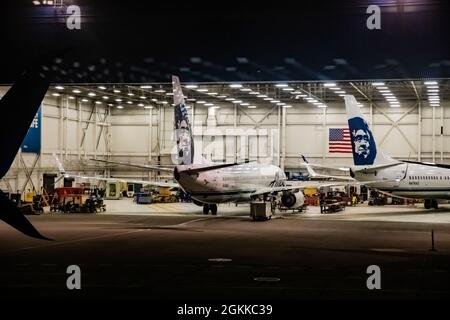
{"left": 1, "top": 201, "right": 450, "bottom": 300}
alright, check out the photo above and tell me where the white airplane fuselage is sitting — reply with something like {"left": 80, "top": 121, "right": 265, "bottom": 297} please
{"left": 355, "top": 162, "right": 450, "bottom": 200}
{"left": 175, "top": 163, "right": 286, "bottom": 204}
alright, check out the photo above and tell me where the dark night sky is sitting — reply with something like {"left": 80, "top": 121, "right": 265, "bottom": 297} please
{"left": 0, "top": 0, "right": 449, "bottom": 83}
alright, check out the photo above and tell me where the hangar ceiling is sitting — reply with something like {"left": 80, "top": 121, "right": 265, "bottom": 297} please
{"left": 47, "top": 79, "right": 450, "bottom": 110}
{"left": 2, "top": 2, "right": 450, "bottom": 83}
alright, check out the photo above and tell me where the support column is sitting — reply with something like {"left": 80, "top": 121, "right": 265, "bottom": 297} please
{"left": 432, "top": 105, "right": 435, "bottom": 162}
{"left": 277, "top": 105, "right": 281, "bottom": 167}
{"left": 322, "top": 107, "right": 327, "bottom": 161}
{"left": 93, "top": 103, "right": 98, "bottom": 160}
{"left": 148, "top": 107, "right": 152, "bottom": 162}
{"left": 148, "top": 106, "right": 153, "bottom": 181}
{"left": 77, "top": 98, "right": 82, "bottom": 160}
{"left": 64, "top": 95, "right": 69, "bottom": 158}
{"left": 234, "top": 104, "right": 237, "bottom": 163}
{"left": 59, "top": 96, "right": 63, "bottom": 158}
{"left": 441, "top": 105, "right": 444, "bottom": 162}
{"left": 281, "top": 106, "right": 286, "bottom": 170}
{"left": 418, "top": 100, "right": 422, "bottom": 161}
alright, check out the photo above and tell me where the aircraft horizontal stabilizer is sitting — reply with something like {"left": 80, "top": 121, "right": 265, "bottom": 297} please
{"left": 178, "top": 161, "right": 255, "bottom": 175}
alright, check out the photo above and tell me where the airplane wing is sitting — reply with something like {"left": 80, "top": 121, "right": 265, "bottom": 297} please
{"left": 54, "top": 155, "right": 178, "bottom": 188}
{"left": 90, "top": 159, "right": 174, "bottom": 174}
{"left": 62, "top": 172, "right": 178, "bottom": 188}
{"left": 302, "top": 163, "right": 351, "bottom": 172}
{"left": 250, "top": 181, "right": 354, "bottom": 197}
{"left": 353, "top": 162, "right": 403, "bottom": 172}
{"left": 365, "top": 188, "right": 412, "bottom": 200}
{"left": 299, "top": 154, "right": 402, "bottom": 174}
{"left": 250, "top": 186, "right": 302, "bottom": 197}
{"left": 300, "top": 161, "right": 355, "bottom": 182}
{"left": 177, "top": 162, "right": 255, "bottom": 175}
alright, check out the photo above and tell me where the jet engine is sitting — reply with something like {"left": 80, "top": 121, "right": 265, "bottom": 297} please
{"left": 281, "top": 191, "right": 304, "bottom": 208}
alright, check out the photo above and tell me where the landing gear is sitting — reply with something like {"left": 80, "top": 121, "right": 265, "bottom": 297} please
{"left": 424, "top": 199, "right": 438, "bottom": 209}
{"left": 210, "top": 204, "right": 218, "bottom": 215}
{"left": 202, "top": 204, "right": 218, "bottom": 215}
{"left": 432, "top": 199, "right": 438, "bottom": 209}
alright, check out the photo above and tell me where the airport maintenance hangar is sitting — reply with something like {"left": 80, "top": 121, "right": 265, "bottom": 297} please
{"left": 1, "top": 79, "right": 449, "bottom": 196}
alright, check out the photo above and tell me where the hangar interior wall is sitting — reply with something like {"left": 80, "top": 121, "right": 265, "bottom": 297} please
{"left": 0, "top": 87, "right": 448, "bottom": 193}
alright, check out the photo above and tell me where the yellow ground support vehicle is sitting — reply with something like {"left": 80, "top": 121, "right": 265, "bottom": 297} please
{"left": 151, "top": 187, "right": 177, "bottom": 203}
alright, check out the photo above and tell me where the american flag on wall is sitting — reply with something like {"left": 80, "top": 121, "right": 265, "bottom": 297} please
{"left": 329, "top": 128, "right": 352, "bottom": 153}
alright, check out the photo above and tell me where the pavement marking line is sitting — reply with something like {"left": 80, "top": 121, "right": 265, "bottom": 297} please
{"left": 254, "top": 277, "right": 281, "bottom": 282}
{"left": 370, "top": 248, "right": 407, "bottom": 253}
{"left": 0, "top": 229, "right": 145, "bottom": 254}
{"left": 208, "top": 258, "right": 232, "bottom": 262}
{"left": 172, "top": 217, "right": 216, "bottom": 227}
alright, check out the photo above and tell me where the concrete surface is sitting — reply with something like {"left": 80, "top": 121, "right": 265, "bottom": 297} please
{"left": 0, "top": 200, "right": 450, "bottom": 300}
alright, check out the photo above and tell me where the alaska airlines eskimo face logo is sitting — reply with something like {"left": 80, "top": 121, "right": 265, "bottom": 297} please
{"left": 348, "top": 117, "right": 377, "bottom": 166}
{"left": 352, "top": 128, "right": 371, "bottom": 158}
{"left": 174, "top": 103, "right": 194, "bottom": 165}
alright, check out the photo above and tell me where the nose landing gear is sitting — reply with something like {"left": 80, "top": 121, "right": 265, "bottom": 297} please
{"left": 202, "top": 204, "right": 218, "bottom": 215}
{"left": 424, "top": 199, "right": 438, "bottom": 209}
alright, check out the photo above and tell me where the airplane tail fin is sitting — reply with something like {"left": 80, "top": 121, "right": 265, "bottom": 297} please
{"left": 172, "top": 75, "right": 208, "bottom": 165}
{"left": 0, "top": 65, "right": 50, "bottom": 178}
{"left": 53, "top": 153, "right": 66, "bottom": 175}
{"left": 300, "top": 155, "right": 318, "bottom": 177}
{"left": 344, "top": 95, "right": 395, "bottom": 167}
{"left": 0, "top": 61, "right": 53, "bottom": 240}
{"left": 53, "top": 153, "right": 68, "bottom": 185}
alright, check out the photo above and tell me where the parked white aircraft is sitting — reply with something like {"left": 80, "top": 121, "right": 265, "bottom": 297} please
{"left": 92, "top": 76, "right": 309, "bottom": 215}
{"left": 309, "top": 94, "right": 450, "bottom": 209}
{"left": 170, "top": 76, "right": 309, "bottom": 214}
